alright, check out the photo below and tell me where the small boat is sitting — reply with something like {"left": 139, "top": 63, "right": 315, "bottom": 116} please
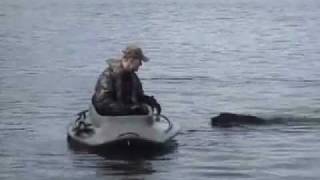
{"left": 67, "top": 104, "right": 180, "bottom": 147}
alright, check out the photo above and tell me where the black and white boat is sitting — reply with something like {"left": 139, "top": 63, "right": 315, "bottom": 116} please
{"left": 67, "top": 104, "right": 180, "bottom": 147}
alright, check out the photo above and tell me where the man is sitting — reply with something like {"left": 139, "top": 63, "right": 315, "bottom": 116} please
{"left": 92, "top": 45, "right": 161, "bottom": 116}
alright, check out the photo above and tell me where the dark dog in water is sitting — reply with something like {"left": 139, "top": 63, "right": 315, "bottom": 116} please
{"left": 211, "top": 112, "right": 267, "bottom": 127}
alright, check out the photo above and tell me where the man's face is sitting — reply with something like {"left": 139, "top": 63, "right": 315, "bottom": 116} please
{"left": 125, "top": 57, "right": 142, "bottom": 72}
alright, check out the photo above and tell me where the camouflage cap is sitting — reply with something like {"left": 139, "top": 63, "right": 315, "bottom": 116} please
{"left": 122, "top": 45, "right": 149, "bottom": 62}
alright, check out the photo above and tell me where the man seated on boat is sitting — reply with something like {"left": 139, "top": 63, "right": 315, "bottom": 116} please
{"left": 92, "top": 45, "right": 162, "bottom": 116}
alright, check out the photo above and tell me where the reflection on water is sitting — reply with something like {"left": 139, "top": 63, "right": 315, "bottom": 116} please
{"left": 68, "top": 139, "right": 178, "bottom": 177}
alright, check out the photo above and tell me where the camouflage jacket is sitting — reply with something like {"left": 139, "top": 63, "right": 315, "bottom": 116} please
{"left": 92, "top": 59, "right": 146, "bottom": 115}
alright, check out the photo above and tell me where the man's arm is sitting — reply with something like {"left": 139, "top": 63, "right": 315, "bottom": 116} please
{"left": 141, "top": 95, "right": 162, "bottom": 114}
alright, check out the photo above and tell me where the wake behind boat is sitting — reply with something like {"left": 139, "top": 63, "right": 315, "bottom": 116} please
{"left": 67, "top": 104, "right": 180, "bottom": 148}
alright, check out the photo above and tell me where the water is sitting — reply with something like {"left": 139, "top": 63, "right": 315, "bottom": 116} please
{"left": 1, "top": 0, "right": 320, "bottom": 179}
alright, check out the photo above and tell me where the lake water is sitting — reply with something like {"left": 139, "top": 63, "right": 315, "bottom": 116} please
{"left": 1, "top": 0, "right": 320, "bottom": 179}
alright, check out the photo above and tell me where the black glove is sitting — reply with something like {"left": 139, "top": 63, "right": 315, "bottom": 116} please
{"left": 130, "top": 104, "right": 149, "bottom": 115}
{"left": 143, "top": 96, "right": 161, "bottom": 114}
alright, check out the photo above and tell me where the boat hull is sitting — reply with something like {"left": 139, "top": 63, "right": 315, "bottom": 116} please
{"left": 67, "top": 105, "right": 180, "bottom": 148}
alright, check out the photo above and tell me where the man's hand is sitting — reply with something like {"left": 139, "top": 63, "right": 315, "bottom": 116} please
{"left": 143, "top": 96, "right": 161, "bottom": 114}
{"left": 130, "top": 104, "right": 149, "bottom": 114}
